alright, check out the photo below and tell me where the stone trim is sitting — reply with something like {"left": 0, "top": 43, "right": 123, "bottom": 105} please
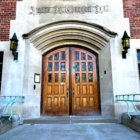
{"left": 22, "top": 20, "right": 117, "bottom": 54}
{"left": 23, "top": 20, "right": 117, "bottom": 38}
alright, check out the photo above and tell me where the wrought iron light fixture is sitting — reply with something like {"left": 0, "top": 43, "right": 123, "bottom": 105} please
{"left": 122, "top": 31, "right": 130, "bottom": 59}
{"left": 10, "top": 33, "right": 18, "bottom": 60}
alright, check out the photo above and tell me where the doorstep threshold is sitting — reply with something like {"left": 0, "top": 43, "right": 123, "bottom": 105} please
{"left": 23, "top": 116, "right": 118, "bottom": 124}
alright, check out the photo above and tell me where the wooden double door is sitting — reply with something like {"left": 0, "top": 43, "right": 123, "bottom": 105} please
{"left": 42, "top": 47, "right": 99, "bottom": 116}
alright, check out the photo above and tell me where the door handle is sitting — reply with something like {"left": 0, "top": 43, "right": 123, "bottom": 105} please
{"left": 73, "top": 88, "right": 74, "bottom": 97}
{"left": 67, "top": 88, "right": 69, "bottom": 97}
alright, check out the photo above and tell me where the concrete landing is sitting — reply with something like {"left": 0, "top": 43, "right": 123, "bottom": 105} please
{"left": 23, "top": 116, "right": 118, "bottom": 124}
{"left": 0, "top": 123, "right": 140, "bottom": 140}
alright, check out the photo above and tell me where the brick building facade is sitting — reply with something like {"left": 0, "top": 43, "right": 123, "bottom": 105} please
{"left": 123, "top": 0, "right": 140, "bottom": 39}
{"left": 0, "top": 0, "right": 140, "bottom": 41}
{"left": 0, "top": 0, "right": 22, "bottom": 41}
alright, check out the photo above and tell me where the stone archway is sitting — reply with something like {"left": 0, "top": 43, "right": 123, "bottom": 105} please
{"left": 23, "top": 20, "right": 117, "bottom": 54}
{"left": 22, "top": 20, "right": 117, "bottom": 117}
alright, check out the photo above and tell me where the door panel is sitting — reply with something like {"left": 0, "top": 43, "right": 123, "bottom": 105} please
{"left": 42, "top": 47, "right": 99, "bottom": 116}
{"left": 71, "top": 47, "right": 99, "bottom": 115}
{"left": 43, "top": 48, "right": 69, "bottom": 115}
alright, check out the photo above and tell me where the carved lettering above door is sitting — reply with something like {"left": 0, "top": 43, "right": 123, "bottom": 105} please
{"left": 30, "top": 5, "right": 111, "bottom": 15}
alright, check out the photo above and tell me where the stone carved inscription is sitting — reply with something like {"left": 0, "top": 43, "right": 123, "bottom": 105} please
{"left": 30, "top": 5, "right": 110, "bottom": 14}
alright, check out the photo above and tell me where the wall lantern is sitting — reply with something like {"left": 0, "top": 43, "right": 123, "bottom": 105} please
{"left": 122, "top": 31, "right": 130, "bottom": 59}
{"left": 10, "top": 33, "right": 18, "bottom": 60}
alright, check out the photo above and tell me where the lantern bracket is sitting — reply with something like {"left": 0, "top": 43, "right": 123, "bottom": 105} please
{"left": 12, "top": 51, "right": 18, "bottom": 60}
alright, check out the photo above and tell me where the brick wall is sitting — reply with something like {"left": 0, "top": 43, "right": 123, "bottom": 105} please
{"left": 123, "top": 0, "right": 140, "bottom": 39}
{"left": 0, "top": 0, "right": 22, "bottom": 41}
{"left": 0, "top": 0, "right": 140, "bottom": 41}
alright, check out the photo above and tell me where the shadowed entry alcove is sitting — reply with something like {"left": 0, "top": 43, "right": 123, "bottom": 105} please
{"left": 23, "top": 20, "right": 117, "bottom": 117}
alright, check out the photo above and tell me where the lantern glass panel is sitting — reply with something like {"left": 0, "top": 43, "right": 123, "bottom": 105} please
{"left": 14, "top": 42, "right": 17, "bottom": 50}
{"left": 11, "top": 41, "right": 14, "bottom": 49}
{"left": 125, "top": 39, "right": 129, "bottom": 47}
{"left": 10, "top": 40, "right": 17, "bottom": 51}
{"left": 123, "top": 41, "right": 126, "bottom": 48}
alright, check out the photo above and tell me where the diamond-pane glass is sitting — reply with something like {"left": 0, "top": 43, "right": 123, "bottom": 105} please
{"left": 82, "top": 53, "right": 85, "bottom": 60}
{"left": 48, "top": 63, "right": 52, "bottom": 71}
{"left": 55, "top": 74, "right": 58, "bottom": 82}
{"left": 61, "top": 62, "right": 65, "bottom": 71}
{"left": 55, "top": 62, "right": 59, "bottom": 71}
{"left": 88, "top": 62, "right": 92, "bottom": 71}
{"left": 82, "top": 74, "right": 86, "bottom": 82}
{"left": 61, "top": 52, "right": 65, "bottom": 60}
{"left": 82, "top": 63, "right": 86, "bottom": 71}
{"left": 48, "top": 74, "right": 52, "bottom": 82}
{"left": 89, "top": 74, "right": 93, "bottom": 82}
{"left": 61, "top": 74, "right": 65, "bottom": 82}
{"left": 75, "top": 63, "right": 79, "bottom": 71}
{"left": 75, "top": 52, "right": 79, "bottom": 60}
{"left": 76, "top": 74, "right": 80, "bottom": 83}
{"left": 88, "top": 56, "right": 92, "bottom": 60}
{"left": 55, "top": 53, "right": 59, "bottom": 60}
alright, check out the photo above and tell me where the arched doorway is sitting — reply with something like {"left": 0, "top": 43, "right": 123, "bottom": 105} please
{"left": 42, "top": 46, "right": 99, "bottom": 116}
{"left": 23, "top": 20, "right": 117, "bottom": 118}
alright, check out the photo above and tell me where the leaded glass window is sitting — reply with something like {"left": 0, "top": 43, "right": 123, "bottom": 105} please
{"left": 82, "top": 63, "right": 86, "bottom": 71}
{"left": 55, "top": 74, "right": 58, "bottom": 82}
{"left": 61, "top": 62, "right": 65, "bottom": 71}
{"left": 75, "top": 52, "right": 79, "bottom": 60}
{"left": 48, "top": 63, "right": 52, "bottom": 71}
{"left": 75, "top": 63, "right": 79, "bottom": 71}
{"left": 49, "top": 56, "right": 52, "bottom": 60}
{"left": 61, "top": 74, "right": 65, "bottom": 82}
{"left": 88, "top": 56, "right": 92, "bottom": 60}
{"left": 82, "top": 74, "right": 86, "bottom": 82}
{"left": 82, "top": 53, "right": 85, "bottom": 60}
{"left": 88, "top": 62, "right": 92, "bottom": 71}
{"left": 48, "top": 74, "right": 52, "bottom": 82}
{"left": 76, "top": 74, "right": 80, "bottom": 83}
{"left": 61, "top": 52, "right": 65, "bottom": 60}
{"left": 89, "top": 74, "right": 93, "bottom": 82}
{"left": 55, "top": 53, "right": 59, "bottom": 60}
{"left": 55, "top": 62, "right": 59, "bottom": 71}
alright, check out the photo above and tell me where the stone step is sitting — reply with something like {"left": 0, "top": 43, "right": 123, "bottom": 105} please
{"left": 23, "top": 116, "right": 118, "bottom": 124}
{"left": 122, "top": 112, "right": 140, "bottom": 133}
{"left": 0, "top": 115, "right": 20, "bottom": 135}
